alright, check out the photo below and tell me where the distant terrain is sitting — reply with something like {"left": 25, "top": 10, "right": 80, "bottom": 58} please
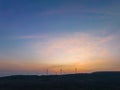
{"left": 0, "top": 71, "right": 120, "bottom": 90}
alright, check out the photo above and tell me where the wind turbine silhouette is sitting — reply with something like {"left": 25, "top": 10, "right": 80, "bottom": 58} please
{"left": 60, "top": 68, "right": 62, "bottom": 75}
{"left": 75, "top": 68, "right": 77, "bottom": 74}
{"left": 46, "top": 69, "right": 48, "bottom": 75}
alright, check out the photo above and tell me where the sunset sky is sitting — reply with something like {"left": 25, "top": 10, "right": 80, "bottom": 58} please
{"left": 0, "top": 0, "right": 120, "bottom": 76}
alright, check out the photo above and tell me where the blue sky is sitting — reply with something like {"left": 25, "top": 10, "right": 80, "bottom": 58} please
{"left": 0, "top": 0, "right": 120, "bottom": 76}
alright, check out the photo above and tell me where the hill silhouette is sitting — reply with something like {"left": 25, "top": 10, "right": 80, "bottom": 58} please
{"left": 0, "top": 71, "right": 120, "bottom": 90}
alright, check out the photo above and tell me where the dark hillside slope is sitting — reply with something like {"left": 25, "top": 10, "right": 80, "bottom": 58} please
{"left": 0, "top": 71, "right": 120, "bottom": 90}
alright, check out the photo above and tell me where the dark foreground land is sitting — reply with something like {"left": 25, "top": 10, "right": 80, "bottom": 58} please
{"left": 0, "top": 71, "right": 120, "bottom": 90}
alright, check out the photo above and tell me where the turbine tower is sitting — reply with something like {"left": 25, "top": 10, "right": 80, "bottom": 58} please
{"left": 46, "top": 69, "right": 48, "bottom": 75}
{"left": 75, "top": 68, "right": 77, "bottom": 74}
{"left": 60, "top": 68, "right": 63, "bottom": 75}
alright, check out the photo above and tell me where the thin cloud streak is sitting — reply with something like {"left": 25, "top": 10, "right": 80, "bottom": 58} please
{"left": 36, "top": 4, "right": 120, "bottom": 17}
{"left": 18, "top": 34, "right": 48, "bottom": 39}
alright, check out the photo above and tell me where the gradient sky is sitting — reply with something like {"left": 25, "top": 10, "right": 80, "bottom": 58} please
{"left": 0, "top": 0, "right": 120, "bottom": 76}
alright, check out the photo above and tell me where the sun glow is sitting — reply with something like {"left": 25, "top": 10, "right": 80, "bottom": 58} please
{"left": 33, "top": 32, "right": 112, "bottom": 64}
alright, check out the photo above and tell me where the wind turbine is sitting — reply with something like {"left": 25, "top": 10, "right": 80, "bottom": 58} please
{"left": 60, "top": 68, "right": 63, "bottom": 75}
{"left": 46, "top": 69, "right": 48, "bottom": 75}
{"left": 75, "top": 68, "right": 77, "bottom": 74}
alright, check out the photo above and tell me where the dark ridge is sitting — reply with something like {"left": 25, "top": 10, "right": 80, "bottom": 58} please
{"left": 0, "top": 71, "right": 120, "bottom": 90}
{"left": 92, "top": 71, "right": 120, "bottom": 74}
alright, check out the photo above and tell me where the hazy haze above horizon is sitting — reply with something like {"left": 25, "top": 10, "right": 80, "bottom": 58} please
{"left": 0, "top": 0, "right": 120, "bottom": 76}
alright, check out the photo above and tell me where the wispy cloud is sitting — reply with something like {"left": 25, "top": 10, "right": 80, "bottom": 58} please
{"left": 36, "top": 3, "right": 120, "bottom": 17}
{"left": 18, "top": 34, "right": 48, "bottom": 39}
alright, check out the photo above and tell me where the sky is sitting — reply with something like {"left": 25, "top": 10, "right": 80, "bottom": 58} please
{"left": 0, "top": 0, "right": 120, "bottom": 76}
